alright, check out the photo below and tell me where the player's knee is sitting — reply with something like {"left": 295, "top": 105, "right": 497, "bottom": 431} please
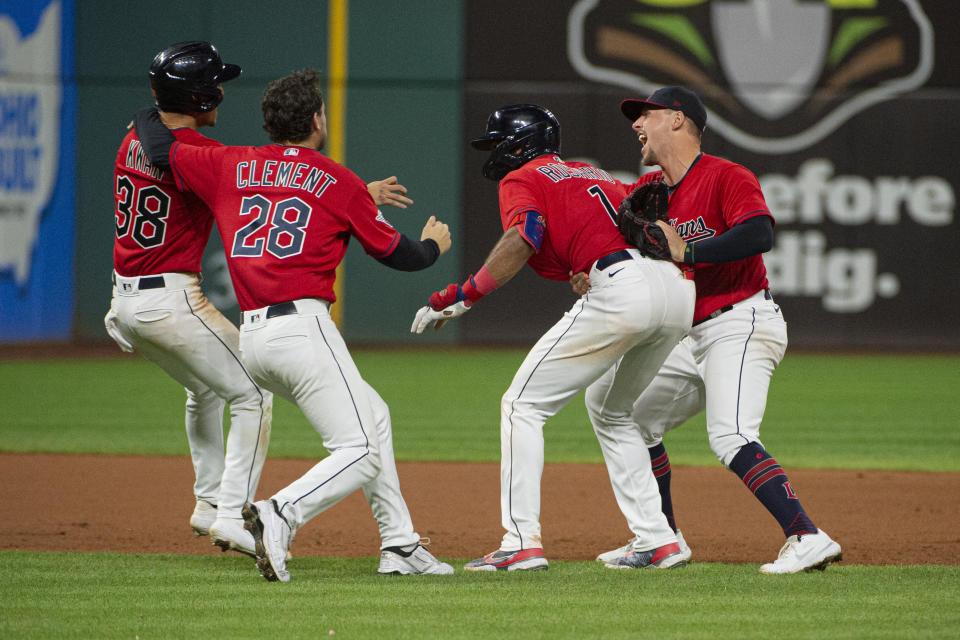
{"left": 340, "top": 444, "right": 381, "bottom": 483}
{"left": 186, "top": 387, "right": 220, "bottom": 410}
{"left": 359, "top": 447, "right": 382, "bottom": 479}
{"left": 642, "top": 430, "right": 663, "bottom": 448}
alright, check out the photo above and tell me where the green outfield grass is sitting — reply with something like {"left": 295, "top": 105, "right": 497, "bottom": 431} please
{"left": 2, "top": 351, "right": 958, "bottom": 639}
{"left": 2, "top": 552, "right": 958, "bottom": 640}
{"left": 2, "top": 351, "right": 958, "bottom": 470}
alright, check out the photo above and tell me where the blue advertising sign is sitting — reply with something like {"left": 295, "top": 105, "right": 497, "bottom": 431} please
{"left": 0, "top": 0, "right": 75, "bottom": 342}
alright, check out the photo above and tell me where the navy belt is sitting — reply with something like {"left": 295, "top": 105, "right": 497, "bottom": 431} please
{"left": 137, "top": 275, "right": 165, "bottom": 290}
{"left": 692, "top": 290, "right": 772, "bottom": 327}
{"left": 595, "top": 249, "right": 633, "bottom": 271}
{"left": 265, "top": 301, "right": 298, "bottom": 319}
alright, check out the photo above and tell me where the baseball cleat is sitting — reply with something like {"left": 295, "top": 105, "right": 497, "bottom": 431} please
{"left": 378, "top": 541, "right": 454, "bottom": 575}
{"left": 189, "top": 500, "right": 217, "bottom": 537}
{"left": 759, "top": 529, "right": 843, "bottom": 574}
{"left": 464, "top": 548, "right": 549, "bottom": 572}
{"left": 242, "top": 500, "right": 294, "bottom": 583}
{"left": 211, "top": 517, "right": 295, "bottom": 560}
{"left": 596, "top": 530, "right": 692, "bottom": 565}
{"left": 603, "top": 541, "right": 687, "bottom": 569}
{"left": 210, "top": 517, "right": 256, "bottom": 557}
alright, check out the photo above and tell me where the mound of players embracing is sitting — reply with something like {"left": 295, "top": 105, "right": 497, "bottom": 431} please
{"left": 109, "top": 40, "right": 841, "bottom": 582}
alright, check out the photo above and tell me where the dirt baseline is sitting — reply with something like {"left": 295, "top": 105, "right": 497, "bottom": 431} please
{"left": 2, "top": 453, "right": 957, "bottom": 565}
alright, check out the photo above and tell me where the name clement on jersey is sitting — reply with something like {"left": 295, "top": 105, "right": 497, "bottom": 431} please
{"left": 236, "top": 160, "right": 338, "bottom": 197}
{"left": 125, "top": 139, "right": 164, "bottom": 180}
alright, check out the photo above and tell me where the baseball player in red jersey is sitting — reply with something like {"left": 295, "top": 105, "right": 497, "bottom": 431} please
{"left": 593, "top": 87, "right": 842, "bottom": 573}
{"left": 104, "top": 42, "right": 275, "bottom": 558}
{"left": 134, "top": 68, "right": 454, "bottom": 581}
{"left": 412, "top": 105, "right": 696, "bottom": 571}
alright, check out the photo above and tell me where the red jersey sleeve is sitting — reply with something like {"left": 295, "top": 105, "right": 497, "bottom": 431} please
{"left": 168, "top": 141, "right": 228, "bottom": 204}
{"left": 344, "top": 187, "right": 401, "bottom": 258}
{"left": 719, "top": 164, "right": 774, "bottom": 228}
{"left": 498, "top": 174, "right": 546, "bottom": 251}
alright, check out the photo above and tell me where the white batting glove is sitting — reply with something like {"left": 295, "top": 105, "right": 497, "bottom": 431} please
{"left": 411, "top": 301, "right": 471, "bottom": 334}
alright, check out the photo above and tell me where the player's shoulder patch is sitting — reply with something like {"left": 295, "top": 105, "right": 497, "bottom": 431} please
{"left": 521, "top": 208, "right": 546, "bottom": 251}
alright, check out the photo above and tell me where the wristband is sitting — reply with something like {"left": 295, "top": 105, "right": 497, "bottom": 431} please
{"left": 683, "top": 243, "right": 695, "bottom": 265}
{"left": 461, "top": 266, "right": 500, "bottom": 303}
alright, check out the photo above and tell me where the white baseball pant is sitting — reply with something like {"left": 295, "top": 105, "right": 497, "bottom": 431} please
{"left": 499, "top": 249, "right": 695, "bottom": 552}
{"left": 104, "top": 271, "right": 273, "bottom": 518}
{"left": 239, "top": 298, "right": 422, "bottom": 548}
{"left": 631, "top": 289, "right": 788, "bottom": 466}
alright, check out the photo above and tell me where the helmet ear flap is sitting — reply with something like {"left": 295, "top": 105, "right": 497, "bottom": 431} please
{"left": 482, "top": 136, "right": 526, "bottom": 181}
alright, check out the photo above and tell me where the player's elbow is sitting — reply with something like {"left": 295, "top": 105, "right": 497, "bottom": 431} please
{"left": 757, "top": 218, "right": 775, "bottom": 253}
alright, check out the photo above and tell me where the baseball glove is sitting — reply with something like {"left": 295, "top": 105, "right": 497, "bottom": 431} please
{"left": 617, "top": 181, "right": 672, "bottom": 260}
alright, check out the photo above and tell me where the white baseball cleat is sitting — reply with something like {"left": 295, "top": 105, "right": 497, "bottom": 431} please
{"left": 211, "top": 517, "right": 294, "bottom": 560}
{"left": 242, "top": 500, "right": 295, "bottom": 582}
{"left": 378, "top": 542, "right": 454, "bottom": 575}
{"left": 759, "top": 529, "right": 843, "bottom": 574}
{"left": 596, "top": 530, "right": 692, "bottom": 565}
{"left": 210, "top": 517, "right": 256, "bottom": 557}
{"left": 189, "top": 500, "right": 217, "bottom": 536}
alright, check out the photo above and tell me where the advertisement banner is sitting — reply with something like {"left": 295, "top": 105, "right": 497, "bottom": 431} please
{"left": 0, "top": 0, "right": 75, "bottom": 342}
{"left": 462, "top": 0, "right": 957, "bottom": 350}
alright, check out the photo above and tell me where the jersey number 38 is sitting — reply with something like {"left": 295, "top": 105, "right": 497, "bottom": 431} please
{"left": 115, "top": 176, "right": 171, "bottom": 249}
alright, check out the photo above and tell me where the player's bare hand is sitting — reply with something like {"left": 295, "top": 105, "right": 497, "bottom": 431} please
{"left": 655, "top": 220, "right": 687, "bottom": 262}
{"left": 421, "top": 216, "right": 451, "bottom": 255}
{"left": 367, "top": 176, "right": 413, "bottom": 209}
{"left": 569, "top": 270, "right": 590, "bottom": 295}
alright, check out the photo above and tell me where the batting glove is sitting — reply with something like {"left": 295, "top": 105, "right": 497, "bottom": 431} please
{"left": 411, "top": 301, "right": 471, "bottom": 334}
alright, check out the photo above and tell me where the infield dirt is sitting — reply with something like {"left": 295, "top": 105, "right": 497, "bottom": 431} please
{"left": 2, "top": 453, "right": 957, "bottom": 565}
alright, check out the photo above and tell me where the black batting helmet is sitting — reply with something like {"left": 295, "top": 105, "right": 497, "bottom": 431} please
{"left": 470, "top": 104, "right": 561, "bottom": 181}
{"left": 149, "top": 41, "right": 241, "bottom": 114}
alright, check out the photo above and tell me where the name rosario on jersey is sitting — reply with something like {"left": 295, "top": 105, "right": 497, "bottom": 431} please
{"left": 535, "top": 159, "right": 616, "bottom": 184}
{"left": 125, "top": 139, "right": 164, "bottom": 180}
{"left": 236, "top": 160, "right": 337, "bottom": 197}
{"left": 672, "top": 216, "right": 716, "bottom": 243}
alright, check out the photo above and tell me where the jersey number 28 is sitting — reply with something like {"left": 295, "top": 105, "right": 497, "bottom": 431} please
{"left": 231, "top": 194, "right": 312, "bottom": 259}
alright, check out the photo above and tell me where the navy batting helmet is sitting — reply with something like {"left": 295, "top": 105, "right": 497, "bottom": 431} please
{"left": 149, "top": 41, "right": 241, "bottom": 113}
{"left": 470, "top": 104, "right": 560, "bottom": 181}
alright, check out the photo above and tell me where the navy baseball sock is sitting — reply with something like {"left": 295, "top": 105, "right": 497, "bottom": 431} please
{"left": 648, "top": 443, "right": 677, "bottom": 532}
{"left": 729, "top": 442, "right": 817, "bottom": 538}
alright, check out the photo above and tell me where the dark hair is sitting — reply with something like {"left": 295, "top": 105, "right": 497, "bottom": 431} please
{"left": 261, "top": 68, "right": 324, "bottom": 143}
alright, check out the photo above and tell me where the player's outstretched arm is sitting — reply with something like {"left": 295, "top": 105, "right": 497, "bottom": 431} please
{"left": 375, "top": 216, "right": 450, "bottom": 272}
{"left": 421, "top": 215, "right": 451, "bottom": 255}
{"left": 367, "top": 176, "right": 413, "bottom": 209}
{"left": 411, "top": 226, "right": 533, "bottom": 334}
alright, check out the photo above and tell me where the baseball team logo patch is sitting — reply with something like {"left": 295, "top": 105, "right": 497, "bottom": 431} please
{"left": 567, "top": 0, "right": 933, "bottom": 153}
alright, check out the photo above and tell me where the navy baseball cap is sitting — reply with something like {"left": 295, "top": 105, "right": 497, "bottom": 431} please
{"left": 620, "top": 86, "right": 707, "bottom": 132}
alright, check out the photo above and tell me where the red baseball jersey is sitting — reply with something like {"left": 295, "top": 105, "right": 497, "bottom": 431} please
{"left": 632, "top": 153, "right": 773, "bottom": 322}
{"left": 113, "top": 128, "right": 219, "bottom": 276}
{"left": 167, "top": 142, "right": 399, "bottom": 310}
{"left": 498, "top": 155, "right": 632, "bottom": 280}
